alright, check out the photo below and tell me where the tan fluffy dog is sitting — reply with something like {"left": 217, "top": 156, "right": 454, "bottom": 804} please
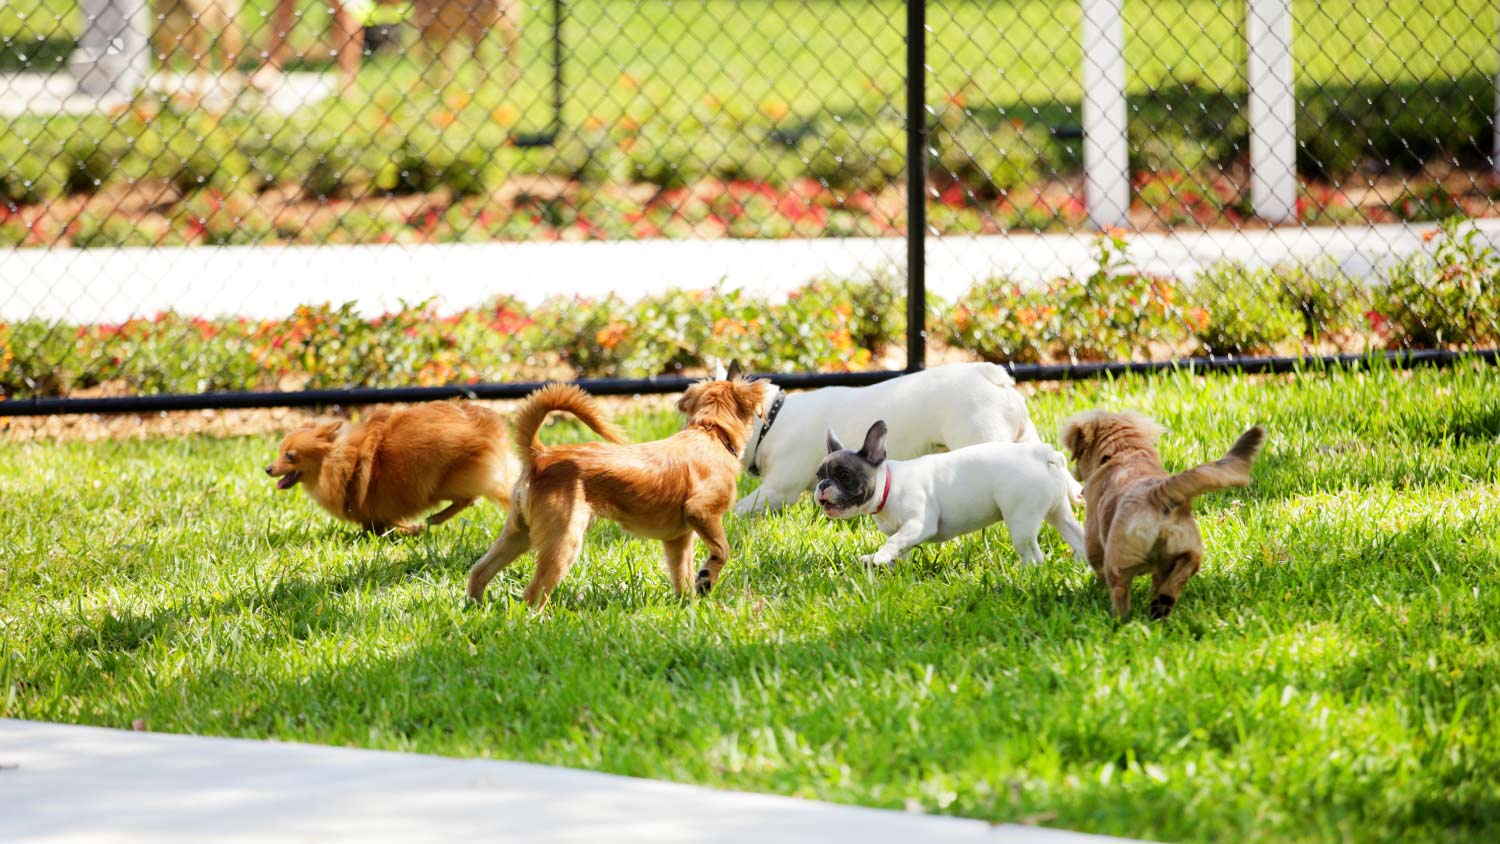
{"left": 466, "top": 378, "right": 769, "bottom": 609}
{"left": 1061, "top": 412, "right": 1265, "bottom": 620}
{"left": 265, "top": 401, "right": 518, "bottom": 535}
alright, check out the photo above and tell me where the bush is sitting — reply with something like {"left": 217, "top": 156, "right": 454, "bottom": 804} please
{"left": 1377, "top": 218, "right": 1500, "bottom": 347}
{"left": 1187, "top": 264, "right": 1302, "bottom": 355}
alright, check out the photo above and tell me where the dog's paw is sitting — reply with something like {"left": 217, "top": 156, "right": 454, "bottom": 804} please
{"left": 694, "top": 567, "right": 714, "bottom": 595}
{"left": 1148, "top": 594, "right": 1176, "bottom": 620}
{"left": 858, "top": 553, "right": 893, "bottom": 568}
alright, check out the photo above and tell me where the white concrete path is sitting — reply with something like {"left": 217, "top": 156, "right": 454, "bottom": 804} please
{"left": 7, "top": 220, "right": 1499, "bottom": 323}
{"left": 0, "top": 72, "right": 335, "bottom": 117}
{"left": 0, "top": 719, "right": 1139, "bottom": 844}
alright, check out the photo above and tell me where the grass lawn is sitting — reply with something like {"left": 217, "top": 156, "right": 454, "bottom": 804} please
{"left": 3, "top": 363, "right": 1499, "bottom": 841}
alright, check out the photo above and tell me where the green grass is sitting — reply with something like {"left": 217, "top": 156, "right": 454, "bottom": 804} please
{"left": 3, "top": 364, "right": 1500, "bottom": 843}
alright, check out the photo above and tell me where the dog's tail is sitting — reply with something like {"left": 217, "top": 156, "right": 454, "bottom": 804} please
{"left": 1042, "top": 447, "right": 1085, "bottom": 506}
{"left": 977, "top": 361, "right": 1017, "bottom": 389}
{"left": 1150, "top": 426, "right": 1266, "bottom": 511}
{"left": 513, "top": 383, "right": 626, "bottom": 469}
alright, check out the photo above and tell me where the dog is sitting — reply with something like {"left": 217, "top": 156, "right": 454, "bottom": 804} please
{"left": 412, "top": 0, "right": 523, "bottom": 80}
{"left": 252, "top": 0, "right": 521, "bottom": 91}
{"left": 154, "top": 0, "right": 244, "bottom": 83}
{"left": 466, "top": 377, "right": 769, "bottom": 609}
{"left": 734, "top": 362, "right": 1047, "bottom": 516}
{"left": 814, "top": 420, "right": 1087, "bottom": 569}
{"left": 264, "top": 401, "right": 518, "bottom": 535}
{"left": 1061, "top": 411, "right": 1265, "bottom": 620}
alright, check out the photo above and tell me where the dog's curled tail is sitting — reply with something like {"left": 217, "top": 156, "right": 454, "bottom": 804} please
{"left": 1151, "top": 426, "right": 1266, "bottom": 511}
{"left": 977, "top": 361, "right": 1017, "bottom": 389}
{"left": 513, "top": 383, "right": 626, "bottom": 468}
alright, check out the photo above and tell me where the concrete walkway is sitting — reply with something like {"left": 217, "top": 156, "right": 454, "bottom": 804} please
{"left": 0, "top": 72, "right": 335, "bottom": 117}
{"left": 0, "top": 719, "right": 1138, "bottom": 844}
{"left": 7, "top": 220, "right": 1498, "bottom": 323}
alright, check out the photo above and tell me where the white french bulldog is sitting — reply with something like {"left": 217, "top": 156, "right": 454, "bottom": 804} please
{"left": 734, "top": 362, "right": 1045, "bottom": 516}
{"left": 815, "top": 420, "right": 1088, "bottom": 568}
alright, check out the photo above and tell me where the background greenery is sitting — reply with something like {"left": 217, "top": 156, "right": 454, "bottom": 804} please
{"left": 3, "top": 0, "right": 1496, "bottom": 230}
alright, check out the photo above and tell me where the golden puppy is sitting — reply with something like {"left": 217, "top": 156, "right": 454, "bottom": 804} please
{"left": 265, "top": 401, "right": 518, "bottom": 535}
{"left": 466, "top": 378, "right": 769, "bottom": 609}
{"left": 1061, "top": 411, "right": 1265, "bottom": 620}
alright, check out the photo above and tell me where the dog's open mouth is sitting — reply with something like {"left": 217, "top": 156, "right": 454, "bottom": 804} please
{"left": 274, "top": 471, "right": 301, "bottom": 490}
{"left": 820, "top": 501, "right": 849, "bottom": 518}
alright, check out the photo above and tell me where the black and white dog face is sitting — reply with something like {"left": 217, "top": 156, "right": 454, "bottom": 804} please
{"left": 813, "top": 420, "right": 888, "bottom": 519}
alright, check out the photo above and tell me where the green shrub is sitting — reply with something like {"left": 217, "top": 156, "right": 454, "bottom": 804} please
{"left": 1187, "top": 264, "right": 1302, "bottom": 355}
{"left": 1377, "top": 218, "right": 1500, "bottom": 347}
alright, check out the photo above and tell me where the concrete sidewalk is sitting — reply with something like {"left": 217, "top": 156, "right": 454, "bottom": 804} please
{"left": 0, "top": 719, "right": 1139, "bottom": 844}
{"left": 7, "top": 221, "right": 1498, "bottom": 324}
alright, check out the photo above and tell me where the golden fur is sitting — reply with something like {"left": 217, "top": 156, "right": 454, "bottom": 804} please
{"left": 265, "top": 401, "right": 518, "bottom": 534}
{"left": 466, "top": 378, "right": 769, "bottom": 609}
{"left": 1061, "top": 411, "right": 1265, "bottom": 620}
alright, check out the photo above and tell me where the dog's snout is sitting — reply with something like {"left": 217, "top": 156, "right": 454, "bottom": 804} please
{"left": 264, "top": 464, "right": 274, "bottom": 475}
{"left": 814, "top": 481, "right": 835, "bottom": 503}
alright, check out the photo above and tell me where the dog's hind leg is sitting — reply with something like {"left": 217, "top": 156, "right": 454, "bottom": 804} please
{"left": 1046, "top": 499, "right": 1089, "bottom": 565}
{"left": 428, "top": 498, "right": 475, "bottom": 526}
{"left": 467, "top": 514, "right": 531, "bottom": 601}
{"left": 661, "top": 534, "right": 696, "bottom": 596}
{"left": 688, "top": 515, "right": 731, "bottom": 595}
{"left": 522, "top": 505, "right": 588, "bottom": 610}
{"left": 1148, "top": 550, "right": 1201, "bottom": 620}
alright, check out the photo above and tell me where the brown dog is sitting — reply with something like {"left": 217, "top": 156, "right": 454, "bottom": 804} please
{"left": 1061, "top": 411, "right": 1265, "bottom": 620}
{"left": 265, "top": 401, "right": 518, "bottom": 534}
{"left": 466, "top": 378, "right": 769, "bottom": 609}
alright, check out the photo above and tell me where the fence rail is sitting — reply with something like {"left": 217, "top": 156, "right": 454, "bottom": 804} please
{"left": 3, "top": 0, "right": 1499, "bottom": 415}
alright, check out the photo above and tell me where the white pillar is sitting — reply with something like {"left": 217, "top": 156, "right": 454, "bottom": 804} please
{"left": 1493, "top": 20, "right": 1500, "bottom": 173}
{"left": 70, "top": 0, "right": 151, "bottom": 97}
{"left": 1247, "top": 0, "right": 1297, "bottom": 223}
{"left": 1081, "top": 0, "right": 1130, "bottom": 228}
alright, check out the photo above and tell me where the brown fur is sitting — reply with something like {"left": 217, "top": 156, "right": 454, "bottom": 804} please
{"left": 1061, "top": 411, "right": 1265, "bottom": 620}
{"left": 265, "top": 401, "right": 518, "bottom": 535}
{"left": 466, "top": 379, "right": 769, "bottom": 610}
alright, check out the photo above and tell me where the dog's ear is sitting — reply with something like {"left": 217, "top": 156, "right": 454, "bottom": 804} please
{"left": 826, "top": 427, "right": 845, "bottom": 454}
{"left": 710, "top": 360, "right": 728, "bottom": 381}
{"left": 677, "top": 383, "right": 702, "bottom": 417}
{"left": 726, "top": 359, "right": 744, "bottom": 381}
{"left": 732, "top": 378, "right": 768, "bottom": 419}
{"left": 313, "top": 419, "right": 345, "bottom": 440}
{"left": 1060, "top": 416, "right": 1088, "bottom": 459}
{"left": 859, "top": 420, "right": 888, "bottom": 464}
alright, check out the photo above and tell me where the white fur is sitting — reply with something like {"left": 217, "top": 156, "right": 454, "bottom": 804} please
{"left": 825, "top": 442, "right": 1088, "bottom": 568}
{"left": 736, "top": 363, "right": 1045, "bottom": 515}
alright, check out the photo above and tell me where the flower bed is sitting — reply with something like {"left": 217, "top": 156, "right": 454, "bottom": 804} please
{"left": 3, "top": 221, "right": 1496, "bottom": 402}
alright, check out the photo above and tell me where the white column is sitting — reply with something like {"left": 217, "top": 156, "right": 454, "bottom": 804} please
{"left": 1081, "top": 0, "right": 1130, "bottom": 229}
{"left": 1493, "top": 20, "right": 1500, "bottom": 173}
{"left": 1247, "top": 0, "right": 1297, "bottom": 223}
{"left": 70, "top": 0, "right": 151, "bottom": 97}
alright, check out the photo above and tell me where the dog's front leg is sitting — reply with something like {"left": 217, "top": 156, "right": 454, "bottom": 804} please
{"left": 732, "top": 481, "right": 804, "bottom": 516}
{"left": 427, "top": 498, "right": 475, "bottom": 526}
{"left": 858, "top": 519, "right": 933, "bottom": 568}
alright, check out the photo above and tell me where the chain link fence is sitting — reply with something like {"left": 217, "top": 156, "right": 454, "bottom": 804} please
{"left": 2, "top": 0, "right": 1499, "bottom": 412}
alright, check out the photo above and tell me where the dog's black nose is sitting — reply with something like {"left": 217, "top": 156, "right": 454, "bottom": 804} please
{"left": 264, "top": 465, "right": 273, "bottom": 475}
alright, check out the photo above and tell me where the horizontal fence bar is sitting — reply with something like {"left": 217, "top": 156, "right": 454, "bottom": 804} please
{"left": 3, "top": 349, "right": 1495, "bottom": 418}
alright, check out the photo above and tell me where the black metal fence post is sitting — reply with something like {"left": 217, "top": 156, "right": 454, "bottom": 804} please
{"left": 905, "top": 0, "right": 927, "bottom": 373}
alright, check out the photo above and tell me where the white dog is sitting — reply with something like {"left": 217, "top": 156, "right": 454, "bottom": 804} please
{"left": 814, "top": 420, "right": 1087, "bottom": 568}
{"left": 734, "top": 362, "right": 1043, "bottom": 515}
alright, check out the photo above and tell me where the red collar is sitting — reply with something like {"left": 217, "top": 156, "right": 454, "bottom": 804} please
{"left": 874, "top": 464, "right": 892, "bottom": 514}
